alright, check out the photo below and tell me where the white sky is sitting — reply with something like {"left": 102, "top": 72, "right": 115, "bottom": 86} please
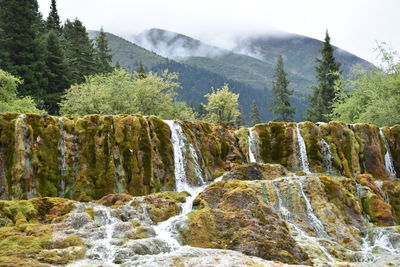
{"left": 38, "top": 0, "right": 400, "bottom": 62}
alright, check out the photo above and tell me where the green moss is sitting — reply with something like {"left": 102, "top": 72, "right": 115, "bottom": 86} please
{"left": 84, "top": 208, "right": 94, "bottom": 219}
{"left": 299, "top": 122, "right": 323, "bottom": 173}
{"left": 144, "top": 191, "right": 189, "bottom": 222}
{"left": 147, "top": 116, "right": 174, "bottom": 191}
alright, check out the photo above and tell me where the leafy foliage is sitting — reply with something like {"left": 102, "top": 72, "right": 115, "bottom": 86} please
{"left": 0, "top": 69, "right": 43, "bottom": 113}
{"left": 270, "top": 55, "right": 295, "bottom": 122}
{"left": 59, "top": 69, "right": 196, "bottom": 120}
{"left": 306, "top": 31, "right": 342, "bottom": 122}
{"left": 203, "top": 84, "right": 241, "bottom": 124}
{"left": 330, "top": 44, "right": 400, "bottom": 126}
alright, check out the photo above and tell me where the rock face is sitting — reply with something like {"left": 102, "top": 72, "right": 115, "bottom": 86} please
{"left": 182, "top": 180, "right": 311, "bottom": 264}
{"left": 1, "top": 113, "right": 399, "bottom": 201}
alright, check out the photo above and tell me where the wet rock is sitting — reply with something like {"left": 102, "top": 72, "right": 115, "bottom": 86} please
{"left": 38, "top": 246, "right": 86, "bottom": 264}
{"left": 182, "top": 180, "right": 311, "bottom": 265}
{"left": 221, "top": 163, "right": 289, "bottom": 181}
{"left": 143, "top": 191, "right": 189, "bottom": 223}
{"left": 382, "top": 179, "right": 400, "bottom": 224}
{"left": 97, "top": 193, "right": 133, "bottom": 208}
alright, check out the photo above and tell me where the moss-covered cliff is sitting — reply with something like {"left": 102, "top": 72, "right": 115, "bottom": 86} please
{"left": 0, "top": 113, "right": 399, "bottom": 201}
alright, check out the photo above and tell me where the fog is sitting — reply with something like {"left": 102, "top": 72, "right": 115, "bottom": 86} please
{"left": 37, "top": 0, "right": 400, "bottom": 62}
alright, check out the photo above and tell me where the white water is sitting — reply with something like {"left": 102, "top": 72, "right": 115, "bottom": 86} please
{"left": 248, "top": 128, "right": 258, "bottom": 163}
{"left": 296, "top": 124, "right": 310, "bottom": 174}
{"left": 270, "top": 177, "right": 334, "bottom": 261}
{"left": 379, "top": 129, "right": 397, "bottom": 178}
{"left": 58, "top": 117, "right": 67, "bottom": 198}
{"left": 320, "top": 138, "right": 334, "bottom": 175}
{"left": 164, "top": 120, "right": 190, "bottom": 191}
{"left": 14, "top": 114, "right": 35, "bottom": 198}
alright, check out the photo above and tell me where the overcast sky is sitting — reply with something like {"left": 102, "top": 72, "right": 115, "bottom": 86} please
{"left": 37, "top": 0, "right": 400, "bottom": 62}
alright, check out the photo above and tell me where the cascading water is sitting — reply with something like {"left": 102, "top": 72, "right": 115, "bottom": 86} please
{"left": 14, "top": 114, "right": 35, "bottom": 198}
{"left": 248, "top": 128, "right": 259, "bottom": 163}
{"left": 58, "top": 117, "right": 67, "bottom": 198}
{"left": 379, "top": 129, "right": 397, "bottom": 178}
{"left": 320, "top": 138, "right": 334, "bottom": 175}
{"left": 164, "top": 120, "right": 190, "bottom": 191}
{"left": 296, "top": 124, "right": 310, "bottom": 174}
{"left": 268, "top": 177, "right": 334, "bottom": 261}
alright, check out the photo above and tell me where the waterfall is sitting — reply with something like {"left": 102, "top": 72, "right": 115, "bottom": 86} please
{"left": 296, "top": 124, "right": 310, "bottom": 174}
{"left": 248, "top": 128, "right": 260, "bottom": 163}
{"left": 269, "top": 177, "right": 334, "bottom": 261}
{"left": 320, "top": 138, "right": 334, "bottom": 175}
{"left": 379, "top": 129, "right": 397, "bottom": 178}
{"left": 164, "top": 120, "right": 190, "bottom": 192}
{"left": 188, "top": 144, "right": 205, "bottom": 185}
{"left": 14, "top": 114, "right": 35, "bottom": 198}
{"left": 58, "top": 118, "right": 67, "bottom": 198}
{"left": 294, "top": 177, "right": 329, "bottom": 238}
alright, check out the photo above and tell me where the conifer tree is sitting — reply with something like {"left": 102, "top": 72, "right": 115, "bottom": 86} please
{"left": 43, "top": 30, "right": 69, "bottom": 114}
{"left": 236, "top": 106, "right": 247, "bottom": 126}
{"left": 250, "top": 100, "right": 261, "bottom": 125}
{"left": 63, "top": 19, "right": 98, "bottom": 84}
{"left": 136, "top": 62, "right": 147, "bottom": 79}
{"left": 306, "top": 30, "right": 342, "bottom": 122}
{"left": 95, "top": 27, "right": 113, "bottom": 73}
{"left": 0, "top": 0, "right": 47, "bottom": 98}
{"left": 46, "top": 0, "right": 62, "bottom": 33}
{"left": 270, "top": 55, "right": 295, "bottom": 121}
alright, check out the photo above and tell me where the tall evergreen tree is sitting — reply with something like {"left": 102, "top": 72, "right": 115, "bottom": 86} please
{"left": 250, "top": 100, "right": 261, "bottom": 125}
{"left": 46, "top": 0, "right": 62, "bottom": 33}
{"left": 236, "top": 106, "right": 247, "bottom": 126}
{"left": 63, "top": 19, "right": 98, "bottom": 84}
{"left": 43, "top": 30, "right": 69, "bottom": 114}
{"left": 136, "top": 62, "right": 147, "bottom": 79}
{"left": 95, "top": 27, "right": 113, "bottom": 73}
{"left": 0, "top": 0, "right": 47, "bottom": 98}
{"left": 270, "top": 55, "right": 295, "bottom": 121}
{"left": 306, "top": 30, "right": 342, "bottom": 122}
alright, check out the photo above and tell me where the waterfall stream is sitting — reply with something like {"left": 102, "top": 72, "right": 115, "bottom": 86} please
{"left": 269, "top": 177, "right": 334, "bottom": 261}
{"left": 248, "top": 128, "right": 258, "bottom": 163}
{"left": 379, "top": 129, "right": 397, "bottom": 178}
{"left": 44, "top": 119, "right": 400, "bottom": 266}
{"left": 14, "top": 114, "right": 34, "bottom": 198}
{"left": 296, "top": 124, "right": 310, "bottom": 174}
{"left": 320, "top": 138, "right": 334, "bottom": 175}
{"left": 164, "top": 120, "right": 190, "bottom": 191}
{"left": 58, "top": 117, "right": 67, "bottom": 198}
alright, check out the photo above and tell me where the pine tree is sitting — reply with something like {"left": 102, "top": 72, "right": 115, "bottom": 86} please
{"left": 270, "top": 55, "right": 295, "bottom": 121}
{"left": 43, "top": 30, "right": 69, "bottom": 114}
{"left": 236, "top": 106, "right": 247, "bottom": 126}
{"left": 136, "top": 62, "right": 147, "bottom": 79}
{"left": 0, "top": 0, "right": 47, "bottom": 98}
{"left": 63, "top": 19, "right": 98, "bottom": 84}
{"left": 46, "top": 0, "right": 62, "bottom": 33}
{"left": 306, "top": 30, "right": 342, "bottom": 122}
{"left": 95, "top": 27, "right": 113, "bottom": 73}
{"left": 250, "top": 100, "right": 261, "bottom": 125}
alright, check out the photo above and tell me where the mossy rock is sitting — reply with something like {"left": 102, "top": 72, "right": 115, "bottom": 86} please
{"left": 144, "top": 191, "right": 189, "bottom": 222}
{"left": 221, "top": 163, "right": 288, "bottom": 181}
{"left": 182, "top": 180, "right": 311, "bottom": 265}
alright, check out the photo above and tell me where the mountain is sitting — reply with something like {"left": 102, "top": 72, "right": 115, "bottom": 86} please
{"left": 232, "top": 32, "right": 373, "bottom": 82}
{"left": 89, "top": 31, "right": 278, "bottom": 121}
{"left": 132, "top": 29, "right": 313, "bottom": 96}
{"left": 89, "top": 29, "right": 373, "bottom": 122}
